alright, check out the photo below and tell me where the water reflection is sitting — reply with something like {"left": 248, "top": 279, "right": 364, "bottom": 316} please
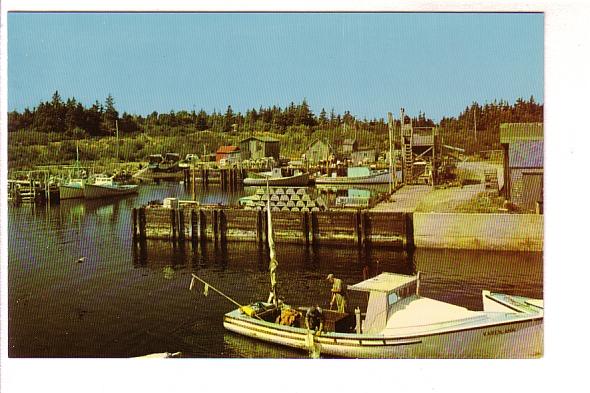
{"left": 8, "top": 181, "right": 543, "bottom": 358}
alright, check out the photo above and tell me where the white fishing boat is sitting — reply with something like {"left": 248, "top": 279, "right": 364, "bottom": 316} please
{"left": 315, "top": 167, "right": 392, "bottom": 185}
{"left": 244, "top": 168, "right": 309, "bottom": 186}
{"left": 59, "top": 142, "right": 87, "bottom": 200}
{"left": 59, "top": 178, "right": 85, "bottom": 200}
{"left": 220, "top": 273, "right": 543, "bottom": 358}
{"left": 83, "top": 174, "right": 138, "bottom": 199}
{"left": 190, "top": 178, "right": 542, "bottom": 358}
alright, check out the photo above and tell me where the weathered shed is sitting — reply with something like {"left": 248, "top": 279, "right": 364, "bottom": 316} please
{"left": 500, "top": 123, "right": 544, "bottom": 212}
{"left": 351, "top": 148, "right": 377, "bottom": 164}
{"left": 342, "top": 138, "right": 358, "bottom": 155}
{"left": 305, "top": 139, "right": 334, "bottom": 163}
{"left": 240, "top": 136, "right": 280, "bottom": 161}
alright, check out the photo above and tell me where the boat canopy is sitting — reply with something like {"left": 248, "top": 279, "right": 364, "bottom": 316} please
{"left": 349, "top": 272, "right": 417, "bottom": 294}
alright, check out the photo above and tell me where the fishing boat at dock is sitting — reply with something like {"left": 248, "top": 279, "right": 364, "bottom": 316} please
{"left": 315, "top": 167, "right": 393, "bottom": 185}
{"left": 59, "top": 178, "right": 85, "bottom": 200}
{"left": 243, "top": 168, "right": 309, "bottom": 186}
{"left": 219, "top": 273, "right": 542, "bottom": 358}
{"left": 59, "top": 143, "right": 87, "bottom": 200}
{"left": 83, "top": 174, "right": 138, "bottom": 199}
{"left": 189, "top": 178, "right": 542, "bottom": 358}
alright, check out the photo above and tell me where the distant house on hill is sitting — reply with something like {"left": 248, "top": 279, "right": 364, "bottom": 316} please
{"left": 305, "top": 139, "right": 334, "bottom": 163}
{"left": 240, "top": 136, "right": 280, "bottom": 161}
{"left": 216, "top": 145, "right": 240, "bottom": 163}
{"left": 500, "top": 123, "right": 544, "bottom": 212}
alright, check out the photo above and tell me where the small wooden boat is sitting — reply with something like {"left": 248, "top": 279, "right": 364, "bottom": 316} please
{"left": 83, "top": 175, "right": 138, "bottom": 199}
{"left": 315, "top": 167, "right": 392, "bottom": 185}
{"left": 244, "top": 168, "right": 309, "bottom": 186}
{"left": 222, "top": 273, "right": 543, "bottom": 358}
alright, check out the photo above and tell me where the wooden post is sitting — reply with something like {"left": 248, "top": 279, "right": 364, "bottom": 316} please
{"left": 132, "top": 208, "right": 138, "bottom": 240}
{"left": 212, "top": 209, "right": 219, "bottom": 242}
{"left": 360, "top": 211, "right": 368, "bottom": 248}
{"left": 219, "top": 209, "right": 227, "bottom": 246}
{"left": 192, "top": 165, "right": 197, "bottom": 201}
{"left": 178, "top": 208, "right": 185, "bottom": 241}
{"left": 191, "top": 209, "right": 198, "bottom": 243}
{"left": 302, "top": 211, "right": 310, "bottom": 246}
{"left": 405, "top": 212, "right": 415, "bottom": 251}
{"left": 311, "top": 211, "right": 319, "bottom": 246}
{"left": 139, "top": 207, "right": 146, "bottom": 240}
{"left": 256, "top": 209, "right": 263, "bottom": 245}
{"left": 171, "top": 208, "right": 177, "bottom": 241}
{"left": 199, "top": 209, "right": 207, "bottom": 241}
{"left": 354, "top": 210, "right": 362, "bottom": 248}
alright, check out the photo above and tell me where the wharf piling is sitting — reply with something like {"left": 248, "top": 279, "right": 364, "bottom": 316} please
{"left": 182, "top": 167, "right": 244, "bottom": 191}
{"left": 133, "top": 204, "right": 411, "bottom": 249}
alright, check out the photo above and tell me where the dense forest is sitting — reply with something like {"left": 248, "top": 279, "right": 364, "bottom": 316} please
{"left": 7, "top": 91, "right": 543, "bottom": 168}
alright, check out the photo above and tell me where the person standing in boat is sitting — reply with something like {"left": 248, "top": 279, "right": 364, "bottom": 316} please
{"left": 327, "top": 274, "right": 348, "bottom": 313}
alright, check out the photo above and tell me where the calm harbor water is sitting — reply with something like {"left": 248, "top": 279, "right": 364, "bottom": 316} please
{"left": 7, "top": 183, "right": 543, "bottom": 358}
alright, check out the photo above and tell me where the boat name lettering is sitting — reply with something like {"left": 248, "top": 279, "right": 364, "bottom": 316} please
{"left": 483, "top": 327, "right": 517, "bottom": 336}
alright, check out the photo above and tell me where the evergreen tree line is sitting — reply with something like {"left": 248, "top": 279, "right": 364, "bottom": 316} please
{"left": 8, "top": 91, "right": 543, "bottom": 153}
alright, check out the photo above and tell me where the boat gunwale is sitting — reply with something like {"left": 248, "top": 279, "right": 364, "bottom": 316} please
{"left": 224, "top": 307, "right": 542, "bottom": 342}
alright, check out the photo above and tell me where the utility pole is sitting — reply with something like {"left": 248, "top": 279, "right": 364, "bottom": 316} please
{"left": 474, "top": 110, "right": 477, "bottom": 144}
{"left": 115, "top": 120, "right": 119, "bottom": 162}
{"left": 387, "top": 112, "right": 396, "bottom": 193}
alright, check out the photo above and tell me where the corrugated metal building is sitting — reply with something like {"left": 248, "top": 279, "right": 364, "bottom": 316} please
{"left": 240, "top": 136, "right": 280, "bottom": 161}
{"left": 500, "top": 123, "right": 544, "bottom": 212}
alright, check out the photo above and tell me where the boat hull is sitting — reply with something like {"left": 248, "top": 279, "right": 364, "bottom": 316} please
{"left": 59, "top": 185, "right": 84, "bottom": 200}
{"left": 83, "top": 183, "right": 138, "bottom": 199}
{"left": 315, "top": 171, "right": 392, "bottom": 185}
{"left": 244, "top": 173, "right": 309, "bottom": 187}
{"left": 223, "top": 311, "right": 542, "bottom": 358}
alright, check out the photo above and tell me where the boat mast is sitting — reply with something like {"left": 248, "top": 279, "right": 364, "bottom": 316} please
{"left": 267, "top": 178, "right": 278, "bottom": 306}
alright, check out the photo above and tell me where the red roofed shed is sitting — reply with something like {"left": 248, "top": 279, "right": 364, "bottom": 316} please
{"left": 216, "top": 146, "right": 240, "bottom": 163}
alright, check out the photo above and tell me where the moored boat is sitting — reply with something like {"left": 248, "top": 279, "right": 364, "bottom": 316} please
{"left": 190, "top": 178, "right": 543, "bottom": 358}
{"left": 315, "top": 167, "right": 392, "bottom": 185}
{"left": 59, "top": 178, "right": 85, "bottom": 200}
{"left": 244, "top": 168, "right": 309, "bottom": 186}
{"left": 221, "top": 273, "right": 543, "bottom": 358}
{"left": 83, "top": 175, "right": 138, "bottom": 199}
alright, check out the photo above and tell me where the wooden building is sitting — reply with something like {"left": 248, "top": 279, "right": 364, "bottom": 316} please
{"left": 500, "top": 123, "right": 544, "bottom": 212}
{"left": 305, "top": 139, "right": 334, "bottom": 164}
{"left": 341, "top": 138, "right": 358, "bottom": 158}
{"left": 398, "top": 108, "right": 441, "bottom": 185}
{"left": 351, "top": 148, "right": 377, "bottom": 165}
{"left": 215, "top": 146, "right": 241, "bottom": 164}
{"left": 240, "top": 136, "right": 280, "bottom": 161}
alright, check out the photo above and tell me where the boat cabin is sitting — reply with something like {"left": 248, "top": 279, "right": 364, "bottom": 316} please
{"left": 348, "top": 272, "right": 419, "bottom": 334}
{"left": 92, "top": 175, "right": 115, "bottom": 186}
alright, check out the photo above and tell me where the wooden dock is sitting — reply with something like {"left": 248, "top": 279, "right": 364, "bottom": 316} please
{"left": 132, "top": 204, "right": 413, "bottom": 249}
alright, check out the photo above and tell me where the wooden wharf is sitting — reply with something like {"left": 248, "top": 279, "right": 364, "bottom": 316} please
{"left": 132, "top": 204, "right": 414, "bottom": 250}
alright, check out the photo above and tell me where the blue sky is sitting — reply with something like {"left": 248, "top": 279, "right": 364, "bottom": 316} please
{"left": 7, "top": 12, "right": 543, "bottom": 121}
